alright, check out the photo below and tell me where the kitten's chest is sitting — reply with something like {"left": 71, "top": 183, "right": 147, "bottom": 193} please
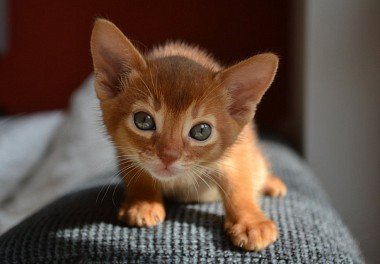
{"left": 160, "top": 172, "right": 222, "bottom": 203}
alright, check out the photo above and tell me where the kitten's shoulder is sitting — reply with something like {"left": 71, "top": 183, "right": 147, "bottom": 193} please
{"left": 146, "top": 41, "right": 222, "bottom": 72}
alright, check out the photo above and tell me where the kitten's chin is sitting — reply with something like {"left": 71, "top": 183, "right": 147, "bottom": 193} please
{"left": 148, "top": 168, "right": 181, "bottom": 182}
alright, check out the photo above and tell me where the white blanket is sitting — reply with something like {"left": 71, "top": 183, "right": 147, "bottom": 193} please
{"left": 0, "top": 75, "right": 117, "bottom": 233}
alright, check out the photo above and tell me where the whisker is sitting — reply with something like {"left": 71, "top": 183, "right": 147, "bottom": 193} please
{"left": 111, "top": 162, "right": 144, "bottom": 206}
{"left": 191, "top": 167, "right": 213, "bottom": 192}
{"left": 190, "top": 176, "right": 200, "bottom": 203}
{"left": 97, "top": 160, "right": 140, "bottom": 205}
{"left": 193, "top": 164, "right": 231, "bottom": 205}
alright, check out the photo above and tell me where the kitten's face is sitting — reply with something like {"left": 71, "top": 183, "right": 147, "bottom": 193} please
{"left": 104, "top": 57, "right": 238, "bottom": 181}
{"left": 90, "top": 19, "right": 278, "bottom": 182}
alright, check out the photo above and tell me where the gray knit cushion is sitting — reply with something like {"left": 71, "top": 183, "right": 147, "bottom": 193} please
{"left": 0, "top": 141, "right": 363, "bottom": 263}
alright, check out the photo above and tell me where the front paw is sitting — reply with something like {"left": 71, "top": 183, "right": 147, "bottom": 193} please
{"left": 263, "top": 176, "right": 287, "bottom": 197}
{"left": 118, "top": 200, "right": 166, "bottom": 227}
{"left": 224, "top": 218, "right": 278, "bottom": 251}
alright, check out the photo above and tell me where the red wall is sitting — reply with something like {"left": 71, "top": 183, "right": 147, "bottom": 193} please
{"left": 0, "top": 0, "right": 290, "bottom": 131}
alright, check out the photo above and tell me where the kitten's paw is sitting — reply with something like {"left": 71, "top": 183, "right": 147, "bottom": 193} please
{"left": 262, "top": 176, "right": 287, "bottom": 197}
{"left": 118, "top": 200, "right": 166, "bottom": 227}
{"left": 224, "top": 219, "right": 278, "bottom": 251}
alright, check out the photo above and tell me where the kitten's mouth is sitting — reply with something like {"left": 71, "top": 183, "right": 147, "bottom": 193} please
{"left": 157, "top": 168, "right": 175, "bottom": 176}
{"left": 150, "top": 166, "right": 181, "bottom": 181}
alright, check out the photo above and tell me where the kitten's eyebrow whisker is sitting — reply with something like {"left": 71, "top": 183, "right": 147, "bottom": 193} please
{"left": 136, "top": 73, "right": 155, "bottom": 100}
{"left": 148, "top": 67, "right": 158, "bottom": 96}
{"left": 118, "top": 74, "right": 151, "bottom": 98}
{"left": 199, "top": 77, "right": 228, "bottom": 103}
{"left": 200, "top": 90, "right": 229, "bottom": 107}
{"left": 128, "top": 85, "right": 150, "bottom": 98}
{"left": 118, "top": 73, "right": 149, "bottom": 98}
{"left": 117, "top": 75, "right": 127, "bottom": 92}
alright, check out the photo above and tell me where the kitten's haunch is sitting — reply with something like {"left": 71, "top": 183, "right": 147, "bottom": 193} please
{"left": 90, "top": 18, "right": 287, "bottom": 251}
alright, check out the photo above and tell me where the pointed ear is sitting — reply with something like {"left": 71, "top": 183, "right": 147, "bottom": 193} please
{"left": 90, "top": 19, "right": 146, "bottom": 101}
{"left": 218, "top": 53, "right": 278, "bottom": 124}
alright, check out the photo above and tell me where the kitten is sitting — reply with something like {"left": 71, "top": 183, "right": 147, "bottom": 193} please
{"left": 90, "top": 19, "right": 287, "bottom": 251}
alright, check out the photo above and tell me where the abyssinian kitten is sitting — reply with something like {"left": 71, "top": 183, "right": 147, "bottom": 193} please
{"left": 90, "top": 19, "right": 287, "bottom": 251}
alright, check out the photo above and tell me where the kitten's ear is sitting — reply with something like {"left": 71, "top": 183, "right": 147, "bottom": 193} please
{"left": 218, "top": 53, "right": 278, "bottom": 124}
{"left": 90, "top": 19, "right": 146, "bottom": 100}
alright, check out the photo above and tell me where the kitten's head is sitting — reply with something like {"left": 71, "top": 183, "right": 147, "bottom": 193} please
{"left": 90, "top": 19, "right": 278, "bottom": 181}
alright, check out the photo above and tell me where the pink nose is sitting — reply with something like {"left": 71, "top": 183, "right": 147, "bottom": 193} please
{"left": 158, "top": 149, "right": 180, "bottom": 167}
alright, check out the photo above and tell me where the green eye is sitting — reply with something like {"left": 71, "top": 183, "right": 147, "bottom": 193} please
{"left": 189, "top": 123, "right": 212, "bottom": 141}
{"left": 134, "top": 112, "right": 156, "bottom": 130}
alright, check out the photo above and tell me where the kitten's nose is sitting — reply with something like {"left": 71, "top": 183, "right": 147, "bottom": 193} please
{"left": 158, "top": 148, "right": 180, "bottom": 167}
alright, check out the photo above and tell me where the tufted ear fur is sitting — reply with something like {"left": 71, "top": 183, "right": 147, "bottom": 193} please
{"left": 90, "top": 19, "right": 146, "bottom": 101}
{"left": 218, "top": 53, "right": 278, "bottom": 124}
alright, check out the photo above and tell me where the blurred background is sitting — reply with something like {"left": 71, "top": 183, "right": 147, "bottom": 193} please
{"left": 0, "top": 0, "right": 379, "bottom": 262}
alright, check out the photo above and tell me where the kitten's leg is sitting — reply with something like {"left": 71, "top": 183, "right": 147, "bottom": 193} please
{"left": 218, "top": 153, "right": 278, "bottom": 251}
{"left": 261, "top": 175, "right": 287, "bottom": 197}
{"left": 118, "top": 168, "right": 165, "bottom": 227}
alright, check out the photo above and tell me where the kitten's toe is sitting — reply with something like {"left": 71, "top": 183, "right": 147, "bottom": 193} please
{"left": 118, "top": 201, "right": 165, "bottom": 227}
{"left": 225, "top": 219, "right": 278, "bottom": 251}
{"left": 262, "top": 175, "right": 287, "bottom": 197}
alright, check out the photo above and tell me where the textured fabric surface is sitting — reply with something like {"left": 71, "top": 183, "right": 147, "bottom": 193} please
{"left": 0, "top": 141, "right": 364, "bottom": 263}
{"left": 0, "top": 76, "right": 116, "bottom": 234}
{"left": 0, "top": 111, "right": 64, "bottom": 232}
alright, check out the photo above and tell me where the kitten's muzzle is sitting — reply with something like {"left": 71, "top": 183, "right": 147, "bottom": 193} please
{"left": 157, "top": 148, "right": 181, "bottom": 167}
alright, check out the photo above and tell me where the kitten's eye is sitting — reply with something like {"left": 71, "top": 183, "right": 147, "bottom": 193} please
{"left": 189, "top": 123, "right": 212, "bottom": 141}
{"left": 134, "top": 112, "right": 156, "bottom": 130}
